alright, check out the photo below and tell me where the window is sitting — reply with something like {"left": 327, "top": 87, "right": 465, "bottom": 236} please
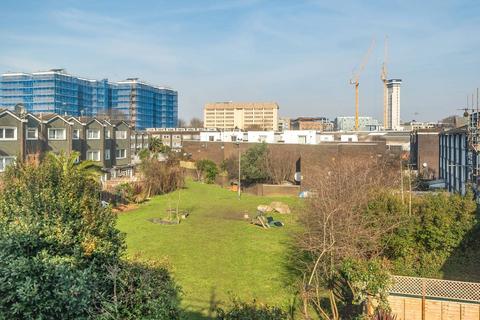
{"left": 115, "top": 131, "right": 127, "bottom": 139}
{"left": 0, "top": 156, "right": 16, "bottom": 172}
{"left": 26, "top": 128, "right": 38, "bottom": 140}
{"left": 87, "top": 129, "right": 100, "bottom": 139}
{"left": 116, "top": 149, "right": 126, "bottom": 159}
{"left": 48, "top": 128, "right": 66, "bottom": 140}
{"left": 73, "top": 129, "right": 81, "bottom": 140}
{"left": 0, "top": 127, "right": 17, "bottom": 140}
{"left": 87, "top": 150, "right": 100, "bottom": 161}
{"left": 105, "top": 149, "right": 111, "bottom": 160}
{"left": 105, "top": 129, "right": 111, "bottom": 139}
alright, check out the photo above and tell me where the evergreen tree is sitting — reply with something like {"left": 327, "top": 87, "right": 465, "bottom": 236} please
{"left": 0, "top": 152, "right": 181, "bottom": 319}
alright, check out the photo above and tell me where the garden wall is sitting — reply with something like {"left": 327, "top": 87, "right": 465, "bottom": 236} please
{"left": 244, "top": 184, "right": 300, "bottom": 197}
{"left": 182, "top": 140, "right": 399, "bottom": 187}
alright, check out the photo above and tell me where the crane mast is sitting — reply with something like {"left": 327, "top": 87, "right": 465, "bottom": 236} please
{"left": 350, "top": 39, "right": 375, "bottom": 130}
{"left": 381, "top": 36, "right": 388, "bottom": 129}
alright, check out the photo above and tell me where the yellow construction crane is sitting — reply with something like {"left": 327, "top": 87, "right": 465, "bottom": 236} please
{"left": 381, "top": 36, "right": 388, "bottom": 128}
{"left": 350, "top": 39, "right": 376, "bottom": 130}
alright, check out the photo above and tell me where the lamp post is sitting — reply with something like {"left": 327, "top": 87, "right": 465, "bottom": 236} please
{"left": 236, "top": 142, "right": 241, "bottom": 200}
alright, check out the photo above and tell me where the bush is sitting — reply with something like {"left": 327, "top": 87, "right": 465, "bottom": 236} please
{"left": 384, "top": 191, "right": 477, "bottom": 277}
{"left": 241, "top": 143, "right": 270, "bottom": 184}
{"left": 114, "top": 183, "right": 144, "bottom": 204}
{"left": 216, "top": 300, "right": 287, "bottom": 320}
{"left": 221, "top": 156, "right": 239, "bottom": 180}
{"left": 141, "top": 159, "right": 185, "bottom": 197}
{"left": 333, "top": 258, "right": 392, "bottom": 317}
{"left": 196, "top": 159, "right": 219, "bottom": 184}
{"left": 0, "top": 152, "right": 123, "bottom": 318}
{"left": 0, "top": 153, "right": 182, "bottom": 319}
{"left": 99, "top": 258, "right": 182, "bottom": 320}
{"left": 115, "top": 182, "right": 135, "bottom": 204}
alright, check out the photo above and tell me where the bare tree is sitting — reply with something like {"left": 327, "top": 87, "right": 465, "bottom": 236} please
{"left": 245, "top": 124, "right": 264, "bottom": 131}
{"left": 295, "top": 156, "right": 403, "bottom": 319}
{"left": 177, "top": 118, "right": 187, "bottom": 128}
{"left": 189, "top": 117, "right": 203, "bottom": 128}
{"left": 140, "top": 158, "right": 185, "bottom": 197}
{"left": 264, "top": 148, "right": 297, "bottom": 184}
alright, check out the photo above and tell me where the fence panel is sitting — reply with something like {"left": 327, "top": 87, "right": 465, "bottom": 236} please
{"left": 388, "top": 276, "right": 480, "bottom": 320}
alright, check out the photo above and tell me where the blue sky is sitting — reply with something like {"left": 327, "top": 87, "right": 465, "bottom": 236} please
{"left": 1, "top": 0, "right": 479, "bottom": 122}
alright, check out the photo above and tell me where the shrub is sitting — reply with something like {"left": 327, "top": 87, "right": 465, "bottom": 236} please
{"left": 196, "top": 159, "right": 219, "bottom": 184}
{"left": 141, "top": 159, "right": 185, "bottom": 197}
{"left": 0, "top": 152, "right": 123, "bottom": 318}
{"left": 384, "top": 191, "right": 477, "bottom": 277}
{"left": 0, "top": 153, "right": 182, "bottom": 319}
{"left": 138, "top": 148, "right": 151, "bottom": 161}
{"left": 241, "top": 143, "right": 270, "bottom": 184}
{"left": 332, "top": 258, "right": 392, "bottom": 317}
{"left": 99, "top": 258, "right": 182, "bottom": 320}
{"left": 216, "top": 300, "right": 287, "bottom": 320}
{"left": 221, "top": 156, "right": 239, "bottom": 180}
{"left": 115, "top": 182, "right": 135, "bottom": 204}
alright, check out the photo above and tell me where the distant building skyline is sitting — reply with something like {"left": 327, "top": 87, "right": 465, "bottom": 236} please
{"left": 0, "top": 1, "right": 477, "bottom": 123}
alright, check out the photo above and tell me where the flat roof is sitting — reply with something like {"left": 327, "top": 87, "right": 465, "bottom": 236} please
{"left": 2, "top": 69, "right": 174, "bottom": 90}
{"left": 205, "top": 102, "right": 279, "bottom": 110}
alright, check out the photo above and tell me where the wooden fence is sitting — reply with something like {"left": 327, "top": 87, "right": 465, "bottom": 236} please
{"left": 388, "top": 275, "right": 480, "bottom": 320}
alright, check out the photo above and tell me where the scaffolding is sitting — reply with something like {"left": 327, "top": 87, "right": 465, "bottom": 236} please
{"left": 466, "top": 89, "right": 480, "bottom": 196}
{"left": 129, "top": 83, "right": 137, "bottom": 128}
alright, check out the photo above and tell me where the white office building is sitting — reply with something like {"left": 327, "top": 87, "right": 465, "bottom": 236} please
{"left": 385, "top": 79, "right": 402, "bottom": 130}
{"left": 281, "top": 130, "right": 319, "bottom": 144}
{"left": 247, "top": 131, "right": 277, "bottom": 143}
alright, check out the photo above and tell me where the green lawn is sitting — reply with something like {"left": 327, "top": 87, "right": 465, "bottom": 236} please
{"left": 116, "top": 181, "right": 301, "bottom": 319}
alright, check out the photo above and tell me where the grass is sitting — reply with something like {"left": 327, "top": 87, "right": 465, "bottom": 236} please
{"left": 116, "top": 180, "right": 301, "bottom": 318}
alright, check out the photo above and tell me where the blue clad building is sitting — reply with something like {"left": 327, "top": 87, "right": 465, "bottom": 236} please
{"left": 0, "top": 69, "right": 177, "bottom": 130}
{"left": 115, "top": 79, "right": 178, "bottom": 130}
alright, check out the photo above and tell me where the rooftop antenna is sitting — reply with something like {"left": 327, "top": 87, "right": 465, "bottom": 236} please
{"left": 476, "top": 88, "right": 479, "bottom": 111}
{"left": 473, "top": 92, "right": 475, "bottom": 112}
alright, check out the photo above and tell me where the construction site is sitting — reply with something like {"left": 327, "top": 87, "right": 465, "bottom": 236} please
{"left": 349, "top": 36, "right": 402, "bottom": 131}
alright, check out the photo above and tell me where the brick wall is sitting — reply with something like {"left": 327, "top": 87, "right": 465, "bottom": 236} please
{"left": 182, "top": 141, "right": 398, "bottom": 187}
